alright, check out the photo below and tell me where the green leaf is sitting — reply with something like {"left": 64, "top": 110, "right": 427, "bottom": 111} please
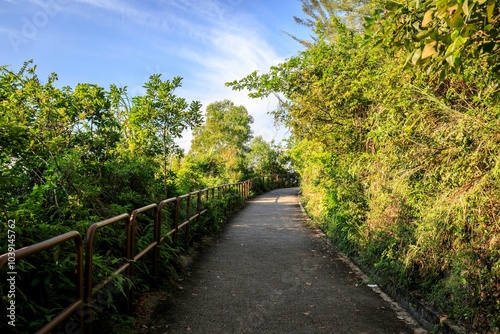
{"left": 416, "top": 29, "right": 430, "bottom": 40}
{"left": 449, "top": 7, "right": 465, "bottom": 28}
{"left": 461, "top": 24, "right": 476, "bottom": 37}
{"left": 385, "top": 1, "right": 403, "bottom": 10}
{"left": 487, "top": 0, "right": 495, "bottom": 22}
{"left": 445, "top": 35, "right": 467, "bottom": 58}
{"left": 462, "top": 0, "right": 469, "bottom": 16}
{"left": 31, "top": 278, "right": 40, "bottom": 287}
{"left": 436, "top": 0, "right": 450, "bottom": 18}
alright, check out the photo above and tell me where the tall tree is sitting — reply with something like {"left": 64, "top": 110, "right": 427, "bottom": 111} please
{"left": 129, "top": 74, "right": 202, "bottom": 197}
{"left": 189, "top": 100, "right": 253, "bottom": 183}
{"left": 247, "top": 136, "right": 288, "bottom": 176}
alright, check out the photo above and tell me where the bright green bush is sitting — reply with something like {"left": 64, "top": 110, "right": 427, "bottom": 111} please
{"left": 229, "top": 6, "right": 500, "bottom": 330}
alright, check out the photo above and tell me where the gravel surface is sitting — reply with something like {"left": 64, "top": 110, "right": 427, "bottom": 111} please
{"left": 143, "top": 188, "right": 426, "bottom": 334}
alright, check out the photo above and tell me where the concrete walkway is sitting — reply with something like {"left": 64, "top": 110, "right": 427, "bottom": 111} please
{"left": 144, "top": 188, "right": 426, "bottom": 334}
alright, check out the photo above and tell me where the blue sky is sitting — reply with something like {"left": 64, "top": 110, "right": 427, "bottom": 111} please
{"left": 1, "top": 0, "right": 309, "bottom": 150}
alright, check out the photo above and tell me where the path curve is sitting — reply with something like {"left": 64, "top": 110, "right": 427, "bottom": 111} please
{"left": 144, "top": 188, "right": 426, "bottom": 334}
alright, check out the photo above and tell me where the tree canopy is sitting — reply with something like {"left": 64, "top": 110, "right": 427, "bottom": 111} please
{"left": 183, "top": 99, "right": 254, "bottom": 185}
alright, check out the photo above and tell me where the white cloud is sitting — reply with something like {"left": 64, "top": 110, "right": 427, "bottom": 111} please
{"left": 171, "top": 29, "right": 289, "bottom": 151}
{"left": 2, "top": 0, "right": 295, "bottom": 151}
{"left": 149, "top": 3, "right": 292, "bottom": 152}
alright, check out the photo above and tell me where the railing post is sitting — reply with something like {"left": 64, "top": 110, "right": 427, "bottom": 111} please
{"left": 197, "top": 191, "right": 202, "bottom": 233}
{"left": 198, "top": 190, "right": 202, "bottom": 212}
{"left": 128, "top": 212, "right": 137, "bottom": 313}
{"left": 128, "top": 204, "right": 157, "bottom": 313}
{"left": 241, "top": 183, "right": 244, "bottom": 204}
{"left": 222, "top": 185, "right": 227, "bottom": 214}
{"left": 174, "top": 197, "right": 180, "bottom": 246}
{"left": 185, "top": 194, "right": 191, "bottom": 249}
{"left": 0, "top": 232, "right": 84, "bottom": 334}
{"left": 154, "top": 205, "right": 161, "bottom": 287}
{"left": 84, "top": 214, "right": 131, "bottom": 334}
{"left": 238, "top": 183, "right": 242, "bottom": 205}
{"left": 232, "top": 184, "right": 234, "bottom": 209}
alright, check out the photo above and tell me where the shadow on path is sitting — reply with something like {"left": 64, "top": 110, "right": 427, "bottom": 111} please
{"left": 143, "top": 188, "right": 426, "bottom": 334}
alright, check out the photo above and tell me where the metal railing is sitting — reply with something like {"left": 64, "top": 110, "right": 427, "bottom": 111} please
{"left": 0, "top": 231, "right": 84, "bottom": 334}
{"left": 0, "top": 175, "right": 297, "bottom": 333}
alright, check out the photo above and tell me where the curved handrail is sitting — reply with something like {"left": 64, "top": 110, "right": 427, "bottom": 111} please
{"left": 0, "top": 174, "right": 294, "bottom": 333}
{"left": 0, "top": 231, "right": 84, "bottom": 334}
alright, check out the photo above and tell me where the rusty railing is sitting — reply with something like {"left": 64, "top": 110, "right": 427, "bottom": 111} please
{"left": 0, "top": 231, "right": 84, "bottom": 334}
{"left": 0, "top": 175, "right": 296, "bottom": 333}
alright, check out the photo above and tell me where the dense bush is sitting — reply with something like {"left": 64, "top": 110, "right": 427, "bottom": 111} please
{"left": 0, "top": 61, "right": 289, "bottom": 333}
{"left": 229, "top": 1, "right": 500, "bottom": 331}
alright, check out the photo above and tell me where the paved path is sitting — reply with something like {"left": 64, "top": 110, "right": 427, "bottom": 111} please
{"left": 145, "top": 188, "right": 426, "bottom": 334}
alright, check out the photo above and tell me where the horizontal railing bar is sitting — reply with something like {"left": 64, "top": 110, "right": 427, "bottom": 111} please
{"left": 134, "top": 241, "right": 158, "bottom": 261}
{"left": 160, "top": 229, "right": 176, "bottom": 242}
{"left": 158, "top": 197, "right": 177, "bottom": 205}
{"left": 36, "top": 300, "right": 84, "bottom": 334}
{"left": 0, "top": 231, "right": 84, "bottom": 334}
{"left": 87, "top": 213, "right": 129, "bottom": 230}
{"left": 189, "top": 213, "right": 201, "bottom": 221}
{"left": 91, "top": 262, "right": 130, "bottom": 297}
{"left": 132, "top": 203, "right": 158, "bottom": 214}
{"left": 0, "top": 231, "right": 82, "bottom": 266}
{"left": 177, "top": 220, "right": 190, "bottom": 230}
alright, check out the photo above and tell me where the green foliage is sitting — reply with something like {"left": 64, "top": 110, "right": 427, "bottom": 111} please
{"left": 0, "top": 62, "right": 206, "bottom": 333}
{"left": 128, "top": 74, "right": 202, "bottom": 156}
{"left": 187, "top": 99, "right": 254, "bottom": 184}
{"left": 229, "top": 3, "right": 500, "bottom": 331}
{"left": 128, "top": 74, "right": 202, "bottom": 198}
{"left": 365, "top": 0, "right": 500, "bottom": 80}
{"left": 0, "top": 59, "right": 292, "bottom": 333}
{"left": 247, "top": 136, "right": 289, "bottom": 177}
